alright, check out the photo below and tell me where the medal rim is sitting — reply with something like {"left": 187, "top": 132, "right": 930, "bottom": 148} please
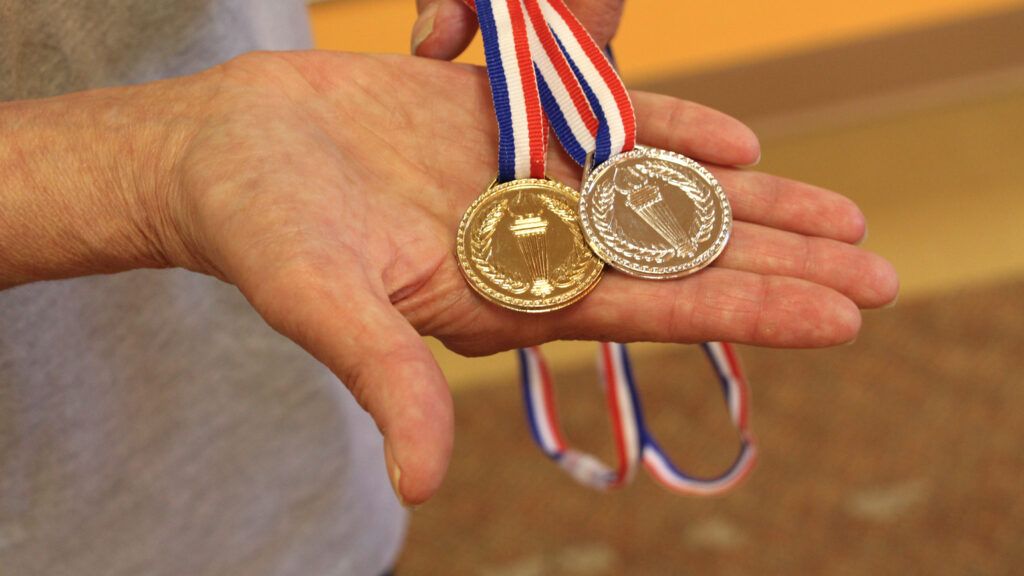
{"left": 456, "top": 178, "right": 605, "bottom": 313}
{"left": 578, "top": 147, "right": 732, "bottom": 280}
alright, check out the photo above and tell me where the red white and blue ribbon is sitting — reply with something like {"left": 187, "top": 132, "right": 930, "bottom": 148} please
{"left": 471, "top": 0, "right": 758, "bottom": 494}
{"left": 527, "top": 0, "right": 636, "bottom": 167}
{"left": 475, "top": 0, "right": 549, "bottom": 182}
{"left": 522, "top": 0, "right": 599, "bottom": 165}
{"left": 519, "top": 341, "right": 757, "bottom": 495}
{"left": 604, "top": 342, "right": 758, "bottom": 495}
{"left": 476, "top": 0, "right": 640, "bottom": 490}
{"left": 518, "top": 346, "right": 640, "bottom": 490}
{"left": 469, "top": 0, "right": 635, "bottom": 168}
{"left": 521, "top": 0, "right": 759, "bottom": 494}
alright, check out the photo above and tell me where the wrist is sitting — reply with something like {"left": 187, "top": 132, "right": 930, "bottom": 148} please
{"left": 0, "top": 75, "right": 208, "bottom": 287}
{"left": 122, "top": 74, "right": 220, "bottom": 278}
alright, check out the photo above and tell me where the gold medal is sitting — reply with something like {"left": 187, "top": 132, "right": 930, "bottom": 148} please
{"left": 457, "top": 178, "right": 604, "bottom": 313}
{"left": 579, "top": 146, "right": 732, "bottom": 279}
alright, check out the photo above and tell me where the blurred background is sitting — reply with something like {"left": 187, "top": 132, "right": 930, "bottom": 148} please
{"left": 310, "top": 1, "right": 1024, "bottom": 573}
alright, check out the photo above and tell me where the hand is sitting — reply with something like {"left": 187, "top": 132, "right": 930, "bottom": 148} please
{"left": 136, "top": 52, "right": 896, "bottom": 505}
{"left": 411, "top": 0, "right": 624, "bottom": 59}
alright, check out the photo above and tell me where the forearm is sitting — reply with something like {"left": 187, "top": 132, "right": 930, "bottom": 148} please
{"left": 0, "top": 80, "right": 198, "bottom": 289}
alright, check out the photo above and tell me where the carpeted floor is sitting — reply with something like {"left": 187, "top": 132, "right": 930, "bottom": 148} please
{"left": 397, "top": 278, "right": 1024, "bottom": 575}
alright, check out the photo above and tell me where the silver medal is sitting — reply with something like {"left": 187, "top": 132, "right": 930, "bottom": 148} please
{"left": 579, "top": 146, "right": 732, "bottom": 279}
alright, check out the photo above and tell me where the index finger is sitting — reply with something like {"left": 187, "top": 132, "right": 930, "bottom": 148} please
{"left": 545, "top": 92, "right": 762, "bottom": 183}
{"left": 632, "top": 91, "right": 762, "bottom": 167}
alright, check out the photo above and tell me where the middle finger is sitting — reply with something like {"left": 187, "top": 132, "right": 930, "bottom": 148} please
{"left": 713, "top": 166, "right": 868, "bottom": 245}
{"left": 716, "top": 221, "right": 898, "bottom": 309}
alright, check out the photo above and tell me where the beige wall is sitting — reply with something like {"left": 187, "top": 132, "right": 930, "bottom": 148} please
{"left": 309, "top": 0, "right": 1024, "bottom": 81}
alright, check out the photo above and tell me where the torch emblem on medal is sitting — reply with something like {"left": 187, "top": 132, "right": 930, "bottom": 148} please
{"left": 617, "top": 165, "right": 697, "bottom": 257}
{"left": 509, "top": 211, "right": 554, "bottom": 297}
{"left": 458, "top": 180, "right": 604, "bottom": 313}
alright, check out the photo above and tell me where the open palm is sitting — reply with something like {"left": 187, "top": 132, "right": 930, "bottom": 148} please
{"left": 164, "top": 51, "right": 896, "bottom": 504}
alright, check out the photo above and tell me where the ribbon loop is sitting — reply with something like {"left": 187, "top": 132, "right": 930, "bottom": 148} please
{"left": 473, "top": 0, "right": 758, "bottom": 495}
{"left": 519, "top": 346, "right": 639, "bottom": 490}
{"left": 605, "top": 342, "right": 759, "bottom": 496}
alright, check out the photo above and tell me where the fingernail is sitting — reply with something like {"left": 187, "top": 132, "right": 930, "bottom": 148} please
{"left": 739, "top": 150, "right": 761, "bottom": 168}
{"left": 882, "top": 293, "right": 899, "bottom": 309}
{"left": 384, "top": 440, "right": 410, "bottom": 508}
{"left": 857, "top": 226, "right": 869, "bottom": 245}
{"left": 411, "top": 2, "right": 439, "bottom": 55}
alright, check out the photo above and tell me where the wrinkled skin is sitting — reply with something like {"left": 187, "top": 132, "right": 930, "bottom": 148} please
{"left": 157, "top": 51, "right": 897, "bottom": 505}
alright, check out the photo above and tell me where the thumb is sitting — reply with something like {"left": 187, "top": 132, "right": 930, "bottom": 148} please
{"left": 349, "top": 305, "right": 454, "bottom": 507}
{"left": 251, "top": 269, "right": 454, "bottom": 506}
{"left": 564, "top": 0, "right": 625, "bottom": 48}
{"left": 412, "top": 0, "right": 478, "bottom": 60}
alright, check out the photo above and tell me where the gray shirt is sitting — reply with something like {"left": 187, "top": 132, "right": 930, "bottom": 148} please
{"left": 0, "top": 2, "right": 406, "bottom": 574}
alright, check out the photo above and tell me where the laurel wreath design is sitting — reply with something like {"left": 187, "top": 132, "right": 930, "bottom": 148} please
{"left": 469, "top": 194, "right": 593, "bottom": 293}
{"left": 591, "top": 161, "right": 716, "bottom": 263}
{"left": 470, "top": 199, "right": 530, "bottom": 294}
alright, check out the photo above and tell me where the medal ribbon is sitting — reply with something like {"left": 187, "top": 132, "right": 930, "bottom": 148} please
{"left": 474, "top": 0, "right": 637, "bottom": 489}
{"left": 526, "top": 0, "right": 636, "bottom": 166}
{"left": 603, "top": 342, "right": 758, "bottom": 495}
{"left": 521, "top": 0, "right": 598, "bottom": 164}
{"left": 523, "top": 0, "right": 759, "bottom": 493}
{"left": 519, "top": 346, "right": 639, "bottom": 489}
{"left": 470, "top": 0, "right": 758, "bottom": 494}
{"left": 475, "top": 0, "right": 549, "bottom": 182}
{"left": 469, "top": 0, "right": 635, "bottom": 167}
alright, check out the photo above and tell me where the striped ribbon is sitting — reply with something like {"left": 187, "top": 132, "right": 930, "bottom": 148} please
{"left": 526, "top": 0, "right": 636, "bottom": 166}
{"left": 469, "top": 0, "right": 758, "bottom": 494}
{"left": 520, "top": 341, "right": 757, "bottom": 494}
{"left": 475, "top": 0, "right": 549, "bottom": 182}
{"left": 522, "top": 0, "right": 598, "bottom": 165}
{"left": 604, "top": 342, "right": 758, "bottom": 496}
{"left": 519, "top": 346, "right": 639, "bottom": 489}
{"left": 469, "top": 0, "right": 634, "bottom": 167}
